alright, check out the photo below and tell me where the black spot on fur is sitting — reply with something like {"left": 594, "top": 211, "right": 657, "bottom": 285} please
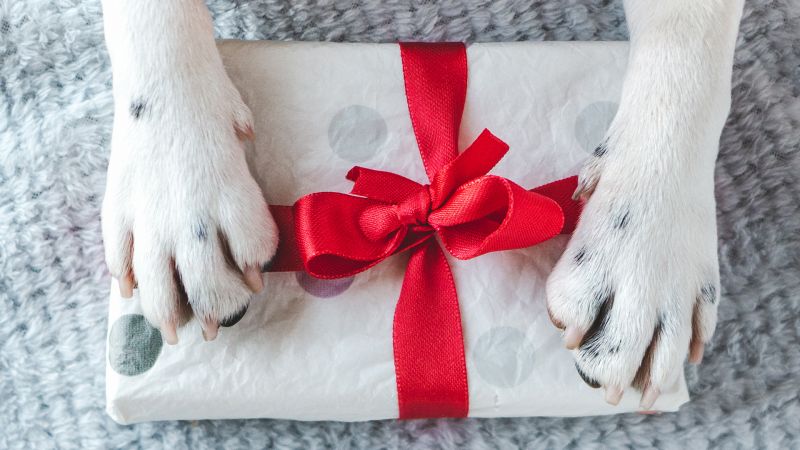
{"left": 194, "top": 222, "right": 208, "bottom": 242}
{"left": 220, "top": 303, "right": 249, "bottom": 328}
{"left": 574, "top": 246, "right": 587, "bottom": 265}
{"left": 613, "top": 209, "right": 631, "bottom": 230}
{"left": 129, "top": 100, "right": 146, "bottom": 120}
{"left": 593, "top": 144, "right": 608, "bottom": 158}
{"left": 700, "top": 284, "right": 718, "bottom": 304}
{"left": 575, "top": 363, "right": 601, "bottom": 389}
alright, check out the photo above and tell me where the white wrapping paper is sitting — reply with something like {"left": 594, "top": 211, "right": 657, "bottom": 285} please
{"left": 105, "top": 41, "right": 691, "bottom": 424}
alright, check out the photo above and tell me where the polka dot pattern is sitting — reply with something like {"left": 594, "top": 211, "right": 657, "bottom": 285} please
{"left": 328, "top": 105, "right": 388, "bottom": 163}
{"left": 574, "top": 101, "right": 618, "bottom": 153}
{"left": 108, "top": 314, "right": 163, "bottom": 376}
{"left": 296, "top": 272, "right": 355, "bottom": 298}
{"left": 472, "top": 326, "right": 535, "bottom": 388}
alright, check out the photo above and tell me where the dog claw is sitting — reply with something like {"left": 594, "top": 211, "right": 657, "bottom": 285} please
{"left": 161, "top": 322, "right": 178, "bottom": 345}
{"left": 243, "top": 265, "right": 264, "bottom": 293}
{"left": 640, "top": 386, "right": 660, "bottom": 410}
{"left": 234, "top": 122, "right": 254, "bottom": 141}
{"left": 564, "top": 326, "right": 584, "bottom": 350}
{"left": 119, "top": 272, "right": 135, "bottom": 298}
{"left": 689, "top": 339, "right": 705, "bottom": 364}
{"left": 605, "top": 386, "right": 624, "bottom": 406}
{"left": 202, "top": 320, "right": 219, "bottom": 342}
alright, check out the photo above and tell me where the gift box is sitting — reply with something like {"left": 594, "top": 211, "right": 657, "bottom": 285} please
{"left": 105, "top": 40, "right": 691, "bottom": 424}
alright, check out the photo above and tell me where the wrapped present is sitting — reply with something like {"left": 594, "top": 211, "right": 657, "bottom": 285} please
{"left": 105, "top": 41, "right": 690, "bottom": 424}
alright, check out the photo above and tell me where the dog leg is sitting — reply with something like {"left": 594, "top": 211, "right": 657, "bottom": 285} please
{"left": 546, "top": 0, "right": 744, "bottom": 408}
{"left": 101, "top": 0, "right": 278, "bottom": 343}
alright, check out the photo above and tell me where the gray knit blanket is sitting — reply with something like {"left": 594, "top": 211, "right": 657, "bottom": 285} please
{"left": 1, "top": 1, "right": 798, "bottom": 448}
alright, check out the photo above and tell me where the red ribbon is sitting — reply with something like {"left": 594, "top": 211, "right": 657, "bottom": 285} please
{"left": 266, "top": 42, "right": 581, "bottom": 419}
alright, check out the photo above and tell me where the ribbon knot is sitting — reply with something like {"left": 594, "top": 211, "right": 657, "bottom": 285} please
{"left": 356, "top": 186, "right": 431, "bottom": 242}
{"left": 395, "top": 185, "right": 432, "bottom": 227}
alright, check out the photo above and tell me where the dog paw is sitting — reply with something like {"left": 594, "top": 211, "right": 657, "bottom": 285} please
{"left": 546, "top": 137, "right": 720, "bottom": 409}
{"left": 102, "top": 74, "right": 277, "bottom": 344}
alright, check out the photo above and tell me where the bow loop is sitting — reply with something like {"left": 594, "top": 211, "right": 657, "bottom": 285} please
{"left": 293, "top": 192, "right": 408, "bottom": 279}
{"left": 431, "top": 176, "right": 566, "bottom": 259}
{"left": 347, "top": 167, "right": 424, "bottom": 203}
{"left": 429, "top": 129, "right": 509, "bottom": 206}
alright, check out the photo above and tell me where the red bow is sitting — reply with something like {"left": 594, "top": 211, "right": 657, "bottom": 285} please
{"left": 267, "top": 42, "right": 581, "bottom": 419}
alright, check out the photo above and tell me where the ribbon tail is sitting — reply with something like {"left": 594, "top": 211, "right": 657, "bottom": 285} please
{"left": 400, "top": 42, "right": 467, "bottom": 179}
{"left": 529, "top": 175, "right": 582, "bottom": 234}
{"left": 393, "top": 239, "right": 469, "bottom": 419}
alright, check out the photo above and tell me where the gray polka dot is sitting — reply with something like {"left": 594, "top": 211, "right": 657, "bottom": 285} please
{"left": 575, "top": 101, "right": 618, "bottom": 153}
{"left": 328, "top": 105, "right": 388, "bottom": 163}
{"left": 296, "top": 272, "right": 355, "bottom": 298}
{"left": 108, "top": 314, "right": 162, "bottom": 376}
{"left": 472, "top": 326, "right": 535, "bottom": 388}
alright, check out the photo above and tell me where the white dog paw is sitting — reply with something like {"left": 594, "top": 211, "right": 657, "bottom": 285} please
{"left": 546, "top": 137, "right": 720, "bottom": 409}
{"left": 102, "top": 75, "right": 277, "bottom": 344}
